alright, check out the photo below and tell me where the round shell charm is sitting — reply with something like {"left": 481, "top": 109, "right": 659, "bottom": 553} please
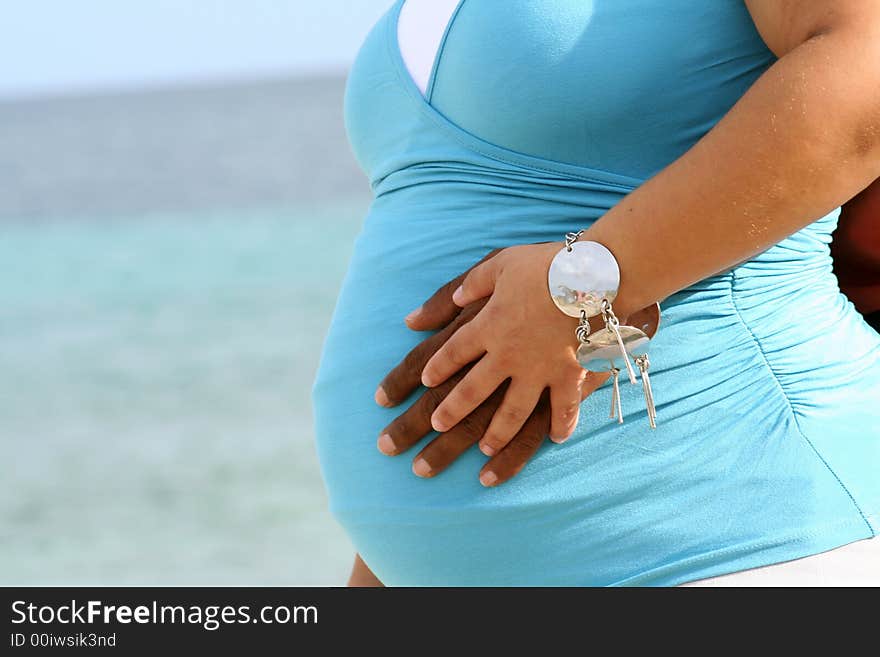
{"left": 548, "top": 241, "right": 620, "bottom": 318}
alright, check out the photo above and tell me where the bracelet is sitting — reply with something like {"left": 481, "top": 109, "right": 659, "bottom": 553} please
{"left": 547, "top": 230, "right": 661, "bottom": 428}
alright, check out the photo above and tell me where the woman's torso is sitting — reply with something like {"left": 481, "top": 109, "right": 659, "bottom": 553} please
{"left": 312, "top": 0, "right": 880, "bottom": 586}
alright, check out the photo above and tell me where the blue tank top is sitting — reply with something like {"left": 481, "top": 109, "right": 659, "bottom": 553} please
{"left": 314, "top": 0, "right": 880, "bottom": 585}
{"left": 427, "top": 0, "right": 770, "bottom": 178}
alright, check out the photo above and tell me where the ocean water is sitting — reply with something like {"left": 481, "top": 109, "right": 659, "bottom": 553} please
{"left": 1, "top": 77, "right": 369, "bottom": 584}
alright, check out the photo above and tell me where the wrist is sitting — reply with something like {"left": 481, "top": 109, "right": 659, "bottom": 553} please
{"left": 569, "top": 231, "right": 647, "bottom": 320}
{"left": 544, "top": 232, "right": 662, "bottom": 428}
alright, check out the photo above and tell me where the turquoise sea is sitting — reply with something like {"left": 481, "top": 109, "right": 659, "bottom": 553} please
{"left": 1, "top": 77, "right": 368, "bottom": 584}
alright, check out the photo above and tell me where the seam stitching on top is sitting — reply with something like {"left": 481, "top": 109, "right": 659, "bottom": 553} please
{"left": 383, "top": 0, "right": 642, "bottom": 190}
{"left": 425, "top": 0, "right": 467, "bottom": 103}
{"left": 727, "top": 269, "right": 874, "bottom": 537}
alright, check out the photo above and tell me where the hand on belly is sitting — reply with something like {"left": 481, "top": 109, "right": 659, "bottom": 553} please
{"left": 372, "top": 245, "right": 610, "bottom": 486}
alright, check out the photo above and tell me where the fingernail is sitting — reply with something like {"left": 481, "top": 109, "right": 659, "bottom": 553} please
{"left": 480, "top": 470, "right": 498, "bottom": 487}
{"left": 479, "top": 442, "right": 497, "bottom": 457}
{"left": 374, "top": 386, "right": 391, "bottom": 407}
{"left": 412, "top": 457, "right": 432, "bottom": 477}
{"left": 405, "top": 306, "right": 423, "bottom": 324}
{"left": 431, "top": 415, "right": 448, "bottom": 433}
{"left": 552, "top": 421, "right": 579, "bottom": 443}
{"left": 421, "top": 373, "right": 434, "bottom": 388}
{"left": 377, "top": 433, "right": 396, "bottom": 455}
{"left": 549, "top": 432, "right": 572, "bottom": 444}
{"left": 452, "top": 285, "right": 464, "bottom": 305}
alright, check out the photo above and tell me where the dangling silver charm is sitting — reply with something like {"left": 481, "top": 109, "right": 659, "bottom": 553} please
{"left": 576, "top": 325, "right": 648, "bottom": 370}
{"left": 625, "top": 303, "right": 661, "bottom": 429}
{"left": 600, "top": 299, "right": 638, "bottom": 384}
{"left": 635, "top": 354, "right": 657, "bottom": 429}
{"left": 549, "top": 233, "right": 663, "bottom": 431}
{"left": 609, "top": 365, "right": 624, "bottom": 423}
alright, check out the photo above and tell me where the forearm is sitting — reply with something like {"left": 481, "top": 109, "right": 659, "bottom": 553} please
{"left": 583, "top": 24, "right": 880, "bottom": 318}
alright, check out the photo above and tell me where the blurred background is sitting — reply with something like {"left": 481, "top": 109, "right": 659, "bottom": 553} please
{"left": 2, "top": 0, "right": 394, "bottom": 585}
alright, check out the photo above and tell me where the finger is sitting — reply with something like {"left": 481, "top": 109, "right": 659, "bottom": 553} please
{"left": 429, "top": 356, "right": 506, "bottom": 433}
{"left": 376, "top": 369, "right": 466, "bottom": 456}
{"left": 451, "top": 256, "right": 500, "bottom": 308}
{"left": 421, "top": 317, "right": 486, "bottom": 388}
{"left": 376, "top": 299, "right": 487, "bottom": 407}
{"left": 549, "top": 383, "right": 582, "bottom": 443}
{"left": 405, "top": 249, "right": 502, "bottom": 331}
{"left": 541, "top": 371, "right": 610, "bottom": 444}
{"left": 411, "top": 381, "right": 509, "bottom": 478}
{"left": 543, "top": 371, "right": 610, "bottom": 443}
{"left": 479, "top": 381, "right": 543, "bottom": 456}
{"left": 581, "top": 371, "right": 610, "bottom": 400}
{"left": 479, "top": 392, "right": 550, "bottom": 487}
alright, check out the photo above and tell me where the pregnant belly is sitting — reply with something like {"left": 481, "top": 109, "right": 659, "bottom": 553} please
{"left": 312, "top": 184, "right": 880, "bottom": 586}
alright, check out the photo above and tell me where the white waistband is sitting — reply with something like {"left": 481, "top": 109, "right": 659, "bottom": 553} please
{"left": 681, "top": 535, "right": 880, "bottom": 587}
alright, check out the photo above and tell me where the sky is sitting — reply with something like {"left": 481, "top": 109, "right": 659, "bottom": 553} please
{"left": 1, "top": 0, "right": 394, "bottom": 99}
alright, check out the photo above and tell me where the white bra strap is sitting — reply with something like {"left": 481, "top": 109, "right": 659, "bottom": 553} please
{"left": 397, "top": 0, "right": 462, "bottom": 97}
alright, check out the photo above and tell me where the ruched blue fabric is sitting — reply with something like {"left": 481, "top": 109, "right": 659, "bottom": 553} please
{"left": 312, "top": 0, "right": 880, "bottom": 586}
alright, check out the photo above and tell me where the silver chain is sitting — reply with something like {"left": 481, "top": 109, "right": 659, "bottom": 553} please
{"left": 575, "top": 309, "right": 592, "bottom": 343}
{"left": 564, "top": 229, "right": 585, "bottom": 252}
{"left": 600, "top": 298, "right": 620, "bottom": 329}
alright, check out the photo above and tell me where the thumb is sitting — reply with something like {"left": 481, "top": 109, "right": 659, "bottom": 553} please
{"left": 452, "top": 256, "right": 500, "bottom": 307}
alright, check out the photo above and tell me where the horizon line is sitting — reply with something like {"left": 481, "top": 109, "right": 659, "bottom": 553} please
{"left": 0, "top": 66, "right": 351, "bottom": 105}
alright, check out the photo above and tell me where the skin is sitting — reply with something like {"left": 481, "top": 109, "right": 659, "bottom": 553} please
{"left": 832, "top": 178, "right": 880, "bottom": 313}
{"left": 353, "top": 0, "right": 880, "bottom": 583}
{"left": 348, "top": 554, "right": 383, "bottom": 587}
{"left": 375, "top": 249, "right": 610, "bottom": 486}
